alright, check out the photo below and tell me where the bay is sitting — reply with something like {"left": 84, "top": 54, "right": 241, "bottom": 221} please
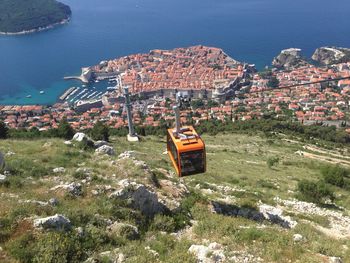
{"left": 0, "top": 0, "right": 349, "bottom": 105}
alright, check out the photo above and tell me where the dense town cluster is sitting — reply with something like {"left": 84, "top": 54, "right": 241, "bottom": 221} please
{"left": 93, "top": 45, "right": 244, "bottom": 93}
{"left": 242, "top": 63, "right": 350, "bottom": 124}
{"left": 1, "top": 59, "right": 350, "bottom": 131}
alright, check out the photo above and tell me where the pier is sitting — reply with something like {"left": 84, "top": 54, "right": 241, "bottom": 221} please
{"left": 59, "top": 87, "right": 77, "bottom": 101}
{"left": 63, "top": 75, "right": 88, "bottom": 83}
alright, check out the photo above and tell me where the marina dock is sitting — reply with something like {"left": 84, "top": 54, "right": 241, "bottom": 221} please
{"left": 59, "top": 87, "right": 77, "bottom": 101}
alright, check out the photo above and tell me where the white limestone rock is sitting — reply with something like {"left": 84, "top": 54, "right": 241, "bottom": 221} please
{"left": 72, "top": 132, "right": 89, "bottom": 142}
{"left": 50, "top": 182, "right": 83, "bottom": 196}
{"left": 49, "top": 198, "right": 59, "bottom": 206}
{"left": 95, "top": 145, "right": 115, "bottom": 156}
{"left": 109, "top": 179, "right": 165, "bottom": 217}
{"left": 188, "top": 243, "right": 226, "bottom": 263}
{"left": 293, "top": 234, "right": 303, "bottom": 242}
{"left": 94, "top": 140, "right": 110, "bottom": 148}
{"left": 329, "top": 256, "right": 343, "bottom": 263}
{"left": 118, "top": 151, "right": 135, "bottom": 160}
{"left": 0, "top": 174, "right": 6, "bottom": 182}
{"left": 34, "top": 214, "right": 71, "bottom": 231}
{"left": 53, "top": 167, "right": 66, "bottom": 173}
{"left": 259, "top": 204, "right": 297, "bottom": 228}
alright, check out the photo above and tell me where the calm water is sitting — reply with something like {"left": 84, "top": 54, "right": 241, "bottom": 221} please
{"left": 0, "top": 0, "right": 349, "bottom": 105}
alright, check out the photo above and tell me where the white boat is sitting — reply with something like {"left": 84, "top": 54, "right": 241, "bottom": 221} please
{"left": 39, "top": 91, "right": 45, "bottom": 94}
{"left": 26, "top": 95, "right": 32, "bottom": 98}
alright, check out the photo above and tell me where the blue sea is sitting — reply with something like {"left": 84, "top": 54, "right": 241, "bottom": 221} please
{"left": 0, "top": 0, "right": 349, "bottom": 105}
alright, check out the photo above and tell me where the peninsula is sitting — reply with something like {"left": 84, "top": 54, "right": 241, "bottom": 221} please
{"left": 0, "top": 0, "right": 71, "bottom": 35}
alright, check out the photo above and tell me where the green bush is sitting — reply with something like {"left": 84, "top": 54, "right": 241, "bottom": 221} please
{"left": 151, "top": 214, "right": 177, "bottom": 233}
{"left": 0, "top": 121, "right": 8, "bottom": 139}
{"left": 57, "top": 117, "right": 75, "bottom": 140}
{"left": 297, "top": 180, "right": 335, "bottom": 204}
{"left": 321, "top": 165, "right": 347, "bottom": 188}
{"left": 33, "top": 232, "right": 85, "bottom": 263}
{"left": 90, "top": 121, "right": 110, "bottom": 141}
{"left": 7, "top": 233, "right": 37, "bottom": 263}
{"left": 267, "top": 156, "right": 279, "bottom": 168}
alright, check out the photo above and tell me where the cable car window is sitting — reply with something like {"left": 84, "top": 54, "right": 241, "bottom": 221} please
{"left": 167, "top": 132, "right": 179, "bottom": 167}
{"left": 180, "top": 150, "right": 205, "bottom": 176}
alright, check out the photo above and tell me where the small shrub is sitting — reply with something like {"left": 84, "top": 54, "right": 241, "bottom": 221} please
{"left": 267, "top": 156, "right": 279, "bottom": 168}
{"left": 321, "top": 165, "right": 347, "bottom": 188}
{"left": 0, "top": 121, "right": 9, "bottom": 139}
{"left": 256, "top": 179, "right": 277, "bottom": 189}
{"left": 151, "top": 214, "right": 177, "bottom": 233}
{"left": 297, "top": 180, "right": 335, "bottom": 204}
{"left": 57, "top": 118, "right": 75, "bottom": 140}
{"left": 90, "top": 121, "right": 110, "bottom": 142}
{"left": 7, "top": 233, "right": 37, "bottom": 263}
{"left": 72, "top": 170, "right": 88, "bottom": 180}
{"left": 33, "top": 232, "right": 85, "bottom": 263}
{"left": 76, "top": 140, "right": 94, "bottom": 151}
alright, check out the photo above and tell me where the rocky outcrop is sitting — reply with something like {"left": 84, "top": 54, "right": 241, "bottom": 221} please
{"left": 34, "top": 214, "right": 71, "bottom": 231}
{"left": 211, "top": 201, "right": 297, "bottom": 229}
{"left": 258, "top": 204, "right": 297, "bottom": 228}
{"left": 50, "top": 182, "right": 83, "bottom": 196}
{"left": 72, "top": 132, "right": 94, "bottom": 145}
{"left": 95, "top": 145, "right": 115, "bottom": 156}
{"left": 272, "top": 48, "right": 310, "bottom": 69}
{"left": 94, "top": 140, "right": 110, "bottom": 148}
{"left": 275, "top": 197, "right": 350, "bottom": 238}
{"left": 312, "top": 47, "right": 350, "bottom": 65}
{"left": 109, "top": 179, "right": 166, "bottom": 217}
{"left": 188, "top": 243, "right": 226, "bottom": 263}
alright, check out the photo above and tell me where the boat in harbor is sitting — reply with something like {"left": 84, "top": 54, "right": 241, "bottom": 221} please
{"left": 26, "top": 95, "right": 32, "bottom": 98}
{"left": 107, "top": 86, "right": 117, "bottom": 90}
{"left": 39, "top": 90, "right": 45, "bottom": 94}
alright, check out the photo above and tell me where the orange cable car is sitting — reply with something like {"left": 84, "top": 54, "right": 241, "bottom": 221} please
{"left": 167, "top": 98, "right": 206, "bottom": 177}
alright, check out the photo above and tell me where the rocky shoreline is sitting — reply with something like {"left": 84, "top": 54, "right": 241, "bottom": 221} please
{"left": 272, "top": 46, "right": 350, "bottom": 69}
{"left": 0, "top": 17, "right": 70, "bottom": 36}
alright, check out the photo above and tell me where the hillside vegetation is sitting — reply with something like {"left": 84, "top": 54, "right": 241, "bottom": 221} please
{"left": 0, "top": 0, "right": 71, "bottom": 33}
{"left": 1, "top": 131, "right": 350, "bottom": 262}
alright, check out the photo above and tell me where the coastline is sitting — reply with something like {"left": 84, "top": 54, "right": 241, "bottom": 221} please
{"left": 0, "top": 17, "right": 71, "bottom": 36}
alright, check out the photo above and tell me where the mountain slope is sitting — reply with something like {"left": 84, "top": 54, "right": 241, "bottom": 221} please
{"left": 0, "top": 133, "right": 350, "bottom": 262}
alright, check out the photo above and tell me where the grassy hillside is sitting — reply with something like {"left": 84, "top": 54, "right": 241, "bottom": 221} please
{"left": 0, "top": 0, "right": 71, "bottom": 33}
{"left": 1, "top": 132, "right": 350, "bottom": 262}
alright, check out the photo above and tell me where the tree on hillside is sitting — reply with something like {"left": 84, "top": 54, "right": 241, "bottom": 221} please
{"left": 267, "top": 76, "right": 280, "bottom": 88}
{"left": 57, "top": 117, "right": 74, "bottom": 140}
{"left": 0, "top": 121, "right": 8, "bottom": 139}
{"left": 90, "top": 121, "right": 109, "bottom": 141}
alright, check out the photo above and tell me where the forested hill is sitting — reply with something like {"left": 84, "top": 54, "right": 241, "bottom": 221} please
{"left": 0, "top": 0, "right": 71, "bottom": 33}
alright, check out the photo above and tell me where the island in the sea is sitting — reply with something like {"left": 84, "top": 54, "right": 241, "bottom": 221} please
{"left": 0, "top": 0, "right": 71, "bottom": 35}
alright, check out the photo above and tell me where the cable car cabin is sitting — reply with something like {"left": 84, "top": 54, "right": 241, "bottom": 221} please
{"left": 167, "top": 126, "right": 206, "bottom": 177}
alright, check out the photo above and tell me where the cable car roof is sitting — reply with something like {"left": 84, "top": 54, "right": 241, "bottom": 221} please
{"left": 167, "top": 126, "right": 205, "bottom": 151}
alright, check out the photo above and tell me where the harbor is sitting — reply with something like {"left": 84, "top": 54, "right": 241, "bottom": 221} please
{"left": 58, "top": 75, "right": 121, "bottom": 110}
